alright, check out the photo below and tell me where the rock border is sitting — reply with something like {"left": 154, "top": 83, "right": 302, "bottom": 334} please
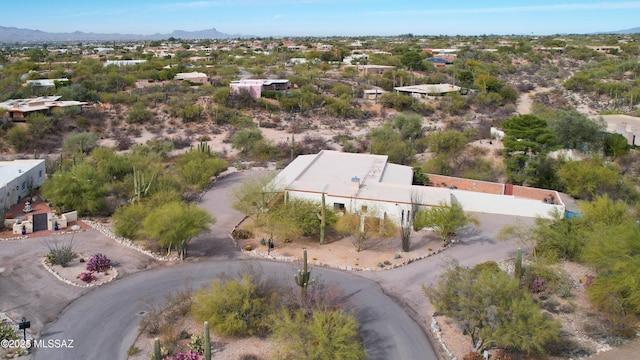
{"left": 83, "top": 219, "right": 176, "bottom": 262}
{"left": 41, "top": 258, "right": 119, "bottom": 288}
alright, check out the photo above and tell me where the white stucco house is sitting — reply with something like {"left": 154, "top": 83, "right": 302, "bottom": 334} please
{"left": 273, "top": 150, "right": 564, "bottom": 224}
{"left": 0, "top": 159, "right": 46, "bottom": 211}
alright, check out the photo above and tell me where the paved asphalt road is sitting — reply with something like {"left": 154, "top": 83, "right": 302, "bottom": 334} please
{"left": 33, "top": 260, "right": 437, "bottom": 360}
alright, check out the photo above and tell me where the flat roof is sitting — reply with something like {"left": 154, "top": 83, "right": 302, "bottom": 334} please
{"left": 394, "top": 84, "right": 461, "bottom": 95}
{"left": 275, "top": 150, "right": 415, "bottom": 197}
{"left": 0, "top": 160, "right": 45, "bottom": 186}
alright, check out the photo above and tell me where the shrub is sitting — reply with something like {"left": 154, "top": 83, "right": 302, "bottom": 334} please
{"left": 165, "top": 352, "right": 202, "bottom": 360}
{"left": 188, "top": 334, "right": 204, "bottom": 354}
{"left": 79, "top": 272, "right": 96, "bottom": 283}
{"left": 0, "top": 320, "right": 18, "bottom": 341}
{"left": 232, "top": 229, "right": 253, "bottom": 239}
{"left": 44, "top": 237, "right": 75, "bottom": 267}
{"left": 191, "top": 274, "right": 271, "bottom": 337}
{"left": 86, "top": 254, "right": 111, "bottom": 272}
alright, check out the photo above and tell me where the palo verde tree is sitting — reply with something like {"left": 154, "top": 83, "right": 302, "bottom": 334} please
{"left": 414, "top": 202, "right": 478, "bottom": 245}
{"left": 426, "top": 262, "right": 561, "bottom": 355}
{"left": 143, "top": 201, "right": 213, "bottom": 259}
{"left": 41, "top": 162, "right": 108, "bottom": 216}
{"left": 231, "top": 174, "right": 281, "bottom": 225}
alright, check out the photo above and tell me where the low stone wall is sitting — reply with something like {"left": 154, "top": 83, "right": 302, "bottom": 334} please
{"left": 83, "top": 219, "right": 175, "bottom": 262}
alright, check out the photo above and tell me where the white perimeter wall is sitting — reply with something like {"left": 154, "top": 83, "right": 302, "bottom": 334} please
{"left": 451, "top": 190, "right": 564, "bottom": 219}
{"left": 287, "top": 191, "right": 415, "bottom": 224}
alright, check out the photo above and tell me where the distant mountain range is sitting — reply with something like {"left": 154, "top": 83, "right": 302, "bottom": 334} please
{"left": 0, "top": 26, "right": 236, "bottom": 43}
{"left": 1, "top": 25, "right": 639, "bottom": 43}
{"left": 607, "top": 26, "right": 640, "bottom": 34}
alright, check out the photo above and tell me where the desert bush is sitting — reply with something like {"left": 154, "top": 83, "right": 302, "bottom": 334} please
{"left": 86, "top": 254, "right": 111, "bottom": 272}
{"left": 0, "top": 320, "right": 18, "bottom": 341}
{"left": 269, "top": 306, "right": 365, "bottom": 360}
{"left": 191, "top": 273, "right": 273, "bottom": 337}
{"left": 140, "top": 286, "right": 193, "bottom": 336}
{"left": 44, "top": 237, "right": 75, "bottom": 267}
{"left": 79, "top": 272, "right": 96, "bottom": 283}
{"left": 232, "top": 229, "right": 253, "bottom": 239}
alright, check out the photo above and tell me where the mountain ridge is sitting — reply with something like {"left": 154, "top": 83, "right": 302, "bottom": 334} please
{"left": 0, "top": 26, "right": 236, "bottom": 43}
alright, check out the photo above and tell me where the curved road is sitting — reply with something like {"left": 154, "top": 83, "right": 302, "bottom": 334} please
{"left": 32, "top": 171, "right": 528, "bottom": 360}
{"left": 34, "top": 260, "right": 436, "bottom": 360}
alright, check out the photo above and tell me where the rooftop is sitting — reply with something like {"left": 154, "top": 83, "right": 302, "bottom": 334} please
{"left": 394, "top": 83, "right": 461, "bottom": 95}
{"left": 0, "top": 159, "right": 45, "bottom": 186}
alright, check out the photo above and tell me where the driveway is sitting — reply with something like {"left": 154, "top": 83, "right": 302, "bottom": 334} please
{"left": 0, "top": 230, "right": 157, "bottom": 334}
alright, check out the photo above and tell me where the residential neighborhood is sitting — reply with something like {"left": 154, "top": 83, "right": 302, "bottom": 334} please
{"left": 0, "top": 4, "right": 639, "bottom": 359}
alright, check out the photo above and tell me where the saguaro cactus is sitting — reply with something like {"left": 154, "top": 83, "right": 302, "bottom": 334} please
{"left": 316, "top": 193, "right": 326, "bottom": 245}
{"left": 294, "top": 249, "right": 314, "bottom": 297}
{"left": 133, "top": 166, "right": 156, "bottom": 202}
{"left": 515, "top": 248, "right": 523, "bottom": 281}
{"left": 290, "top": 134, "right": 295, "bottom": 160}
{"left": 204, "top": 321, "right": 211, "bottom": 360}
{"left": 153, "top": 338, "right": 161, "bottom": 360}
{"left": 197, "top": 141, "right": 211, "bottom": 155}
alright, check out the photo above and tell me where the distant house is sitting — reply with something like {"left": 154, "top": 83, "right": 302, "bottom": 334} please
{"left": 363, "top": 89, "right": 385, "bottom": 101}
{"left": 394, "top": 84, "right": 461, "bottom": 99}
{"left": 0, "top": 96, "right": 87, "bottom": 121}
{"left": 357, "top": 65, "right": 395, "bottom": 74}
{"left": 24, "top": 78, "right": 70, "bottom": 88}
{"left": 104, "top": 60, "right": 147, "bottom": 67}
{"left": 174, "top": 72, "right": 209, "bottom": 85}
{"left": 343, "top": 54, "right": 368, "bottom": 65}
{"left": 273, "top": 150, "right": 564, "bottom": 225}
{"left": 229, "top": 79, "right": 290, "bottom": 99}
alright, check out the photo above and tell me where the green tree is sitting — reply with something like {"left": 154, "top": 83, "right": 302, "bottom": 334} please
{"left": 604, "top": 133, "right": 630, "bottom": 158}
{"left": 63, "top": 131, "right": 100, "bottom": 154}
{"left": 26, "top": 113, "right": 53, "bottom": 139}
{"left": 502, "top": 114, "right": 558, "bottom": 184}
{"left": 284, "top": 198, "right": 337, "bottom": 237}
{"left": 177, "top": 104, "right": 203, "bottom": 123}
{"left": 5, "top": 126, "right": 30, "bottom": 152}
{"left": 426, "top": 263, "right": 560, "bottom": 354}
{"left": 369, "top": 123, "right": 414, "bottom": 165}
{"left": 191, "top": 274, "right": 271, "bottom": 337}
{"left": 41, "top": 163, "right": 108, "bottom": 215}
{"left": 393, "top": 112, "right": 424, "bottom": 141}
{"left": 270, "top": 307, "right": 365, "bottom": 360}
{"left": 414, "top": 202, "right": 478, "bottom": 245}
{"left": 231, "top": 174, "right": 281, "bottom": 225}
{"left": 111, "top": 201, "right": 150, "bottom": 240}
{"left": 231, "top": 128, "right": 263, "bottom": 155}
{"left": 175, "top": 150, "right": 228, "bottom": 191}
{"left": 127, "top": 103, "right": 154, "bottom": 124}
{"left": 400, "top": 50, "right": 427, "bottom": 70}
{"left": 547, "top": 110, "right": 605, "bottom": 152}
{"left": 557, "top": 159, "right": 626, "bottom": 201}
{"left": 143, "top": 201, "right": 213, "bottom": 259}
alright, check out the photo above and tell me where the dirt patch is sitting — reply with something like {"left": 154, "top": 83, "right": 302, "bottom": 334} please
{"left": 129, "top": 317, "right": 274, "bottom": 360}
{"left": 235, "top": 218, "right": 446, "bottom": 271}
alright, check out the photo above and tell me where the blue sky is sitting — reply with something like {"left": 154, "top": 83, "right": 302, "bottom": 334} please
{"left": 5, "top": 1, "right": 639, "bottom": 36}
